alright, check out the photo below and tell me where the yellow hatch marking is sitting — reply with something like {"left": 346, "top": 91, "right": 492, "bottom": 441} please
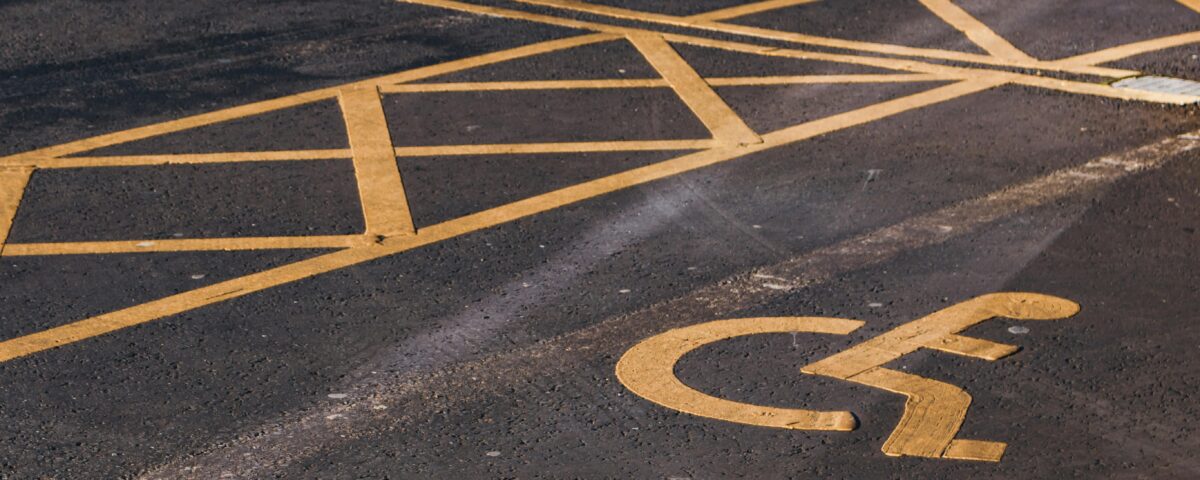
{"left": 618, "top": 293, "right": 1080, "bottom": 462}
{"left": 339, "top": 86, "right": 416, "bottom": 237}
{"left": 627, "top": 33, "right": 761, "bottom": 145}
{"left": 1179, "top": 0, "right": 1200, "bottom": 14}
{"left": 0, "top": 167, "right": 33, "bottom": 256}
{"left": 917, "top": 0, "right": 1034, "bottom": 62}
{"left": 0, "top": 0, "right": 1190, "bottom": 398}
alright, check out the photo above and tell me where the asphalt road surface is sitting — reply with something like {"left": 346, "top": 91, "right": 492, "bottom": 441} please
{"left": 1, "top": 0, "right": 1199, "bottom": 478}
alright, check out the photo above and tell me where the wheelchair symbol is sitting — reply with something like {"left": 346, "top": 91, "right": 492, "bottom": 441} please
{"left": 616, "top": 292, "right": 1079, "bottom": 462}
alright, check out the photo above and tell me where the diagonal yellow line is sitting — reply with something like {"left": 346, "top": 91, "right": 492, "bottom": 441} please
{"left": 1, "top": 235, "right": 370, "bottom": 256}
{"left": 917, "top": 0, "right": 1035, "bottom": 62}
{"left": 0, "top": 80, "right": 998, "bottom": 363}
{"left": 339, "top": 86, "right": 416, "bottom": 237}
{"left": 0, "top": 167, "right": 33, "bottom": 256}
{"left": 506, "top": 0, "right": 1136, "bottom": 78}
{"left": 1051, "top": 31, "right": 1200, "bottom": 68}
{"left": 0, "top": 33, "right": 616, "bottom": 166}
{"left": 1179, "top": 0, "right": 1200, "bottom": 13}
{"left": 627, "top": 33, "right": 761, "bottom": 145}
{"left": 685, "top": 0, "right": 820, "bottom": 21}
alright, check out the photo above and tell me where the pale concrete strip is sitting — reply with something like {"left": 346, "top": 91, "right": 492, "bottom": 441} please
{"left": 138, "top": 131, "right": 1200, "bottom": 479}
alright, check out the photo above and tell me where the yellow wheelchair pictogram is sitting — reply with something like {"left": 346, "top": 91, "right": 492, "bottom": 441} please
{"left": 616, "top": 292, "right": 1080, "bottom": 462}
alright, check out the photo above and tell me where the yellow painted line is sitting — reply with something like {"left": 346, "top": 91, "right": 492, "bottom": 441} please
{"left": 917, "top": 0, "right": 1035, "bottom": 62}
{"left": 924, "top": 333, "right": 1018, "bottom": 361}
{"left": 667, "top": 35, "right": 1198, "bottom": 105}
{"left": 0, "top": 80, "right": 996, "bottom": 363}
{"left": 36, "top": 150, "right": 352, "bottom": 169}
{"left": 0, "top": 167, "right": 33, "bottom": 256}
{"left": 1010, "top": 74, "right": 1200, "bottom": 105}
{"left": 615, "top": 317, "right": 863, "bottom": 431}
{"left": 339, "top": 86, "right": 416, "bottom": 237}
{"left": 802, "top": 293, "right": 1079, "bottom": 460}
{"left": 383, "top": 74, "right": 946, "bottom": 93}
{"left": 942, "top": 439, "right": 1008, "bottom": 462}
{"left": 685, "top": 0, "right": 820, "bottom": 22}
{"left": 381, "top": 79, "right": 668, "bottom": 92}
{"left": 627, "top": 33, "right": 761, "bottom": 145}
{"left": 0, "top": 33, "right": 616, "bottom": 166}
{"left": 707, "top": 73, "right": 949, "bottom": 86}
{"left": 1, "top": 235, "right": 369, "bottom": 256}
{"left": 1179, "top": 0, "right": 1200, "bottom": 13}
{"left": 0, "top": 246, "right": 393, "bottom": 363}
{"left": 1051, "top": 31, "right": 1200, "bottom": 68}
{"left": 506, "top": 0, "right": 1136, "bottom": 78}
{"left": 392, "top": 140, "right": 714, "bottom": 156}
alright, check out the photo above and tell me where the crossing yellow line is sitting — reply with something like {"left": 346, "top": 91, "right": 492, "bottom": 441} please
{"left": 339, "top": 86, "right": 416, "bottom": 237}
{"left": 507, "top": 0, "right": 1137, "bottom": 78}
{"left": 685, "top": 0, "right": 820, "bottom": 21}
{"left": 1179, "top": 0, "right": 1200, "bottom": 13}
{"left": 917, "top": 0, "right": 1035, "bottom": 62}
{"left": 392, "top": 140, "right": 715, "bottom": 156}
{"left": 381, "top": 79, "right": 668, "bottom": 92}
{"left": 628, "top": 33, "right": 761, "bottom": 145}
{"left": 37, "top": 150, "right": 353, "bottom": 169}
{"left": 707, "top": 74, "right": 948, "bottom": 86}
{"left": 0, "top": 167, "right": 33, "bottom": 256}
{"left": 0, "top": 33, "right": 616, "bottom": 166}
{"left": 1, "top": 235, "right": 369, "bottom": 256}
{"left": 1050, "top": 31, "right": 1200, "bottom": 68}
{"left": 0, "top": 80, "right": 996, "bottom": 363}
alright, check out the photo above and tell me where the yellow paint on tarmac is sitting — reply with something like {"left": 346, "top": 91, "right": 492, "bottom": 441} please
{"left": 0, "top": 0, "right": 1191, "bottom": 408}
{"left": 339, "top": 86, "right": 417, "bottom": 237}
{"left": 615, "top": 317, "right": 863, "bottom": 431}
{"left": 628, "top": 33, "right": 761, "bottom": 145}
{"left": 0, "top": 167, "right": 33, "bottom": 256}
{"left": 617, "top": 293, "right": 1080, "bottom": 462}
{"left": 917, "top": 0, "right": 1035, "bottom": 62}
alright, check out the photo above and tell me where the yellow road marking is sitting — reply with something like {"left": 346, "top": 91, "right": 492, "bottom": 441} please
{"left": 0, "top": 167, "right": 33, "bottom": 256}
{"left": 617, "top": 293, "right": 1078, "bottom": 462}
{"left": 917, "top": 0, "right": 1034, "bottom": 62}
{"left": 1, "top": 235, "right": 369, "bottom": 256}
{"left": 802, "top": 293, "right": 1079, "bottom": 460}
{"left": 0, "top": 80, "right": 994, "bottom": 362}
{"left": 615, "top": 317, "right": 863, "bottom": 431}
{"left": 1179, "top": 0, "right": 1200, "bottom": 13}
{"left": 508, "top": 0, "right": 1137, "bottom": 78}
{"left": 685, "top": 0, "right": 820, "bottom": 22}
{"left": 339, "top": 86, "right": 416, "bottom": 237}
{"left": 398, "top": 0, "right": 1190, "bottom": 105}
{"left": 1051, "top": 31, "right": 1200, "bottom": 68}
{"left": 0, "top": 33, "right": 616, "bottom": 167}
{"left": 381, "top": 79, "right": 668, "bottom": 92}
{"left": 708, "top": 73, "right": 949, "bottom": 86}
{"left": 391, "top": 140, "right": 714, "bottom": 156}
{"left": 628, "top": 33, "right": 761, "bottom": 145}
{"left": 37, "top": 150, "right": 353, "bottom": 169}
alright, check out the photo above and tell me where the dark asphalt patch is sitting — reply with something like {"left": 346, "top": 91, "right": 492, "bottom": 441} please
{"left": 0, "top": 250, "right": 324, "bottom": 340}
{"left": 673, "top": 42, "right": 899, "bottom": 78}
{"left": 382, "top": 88, "right": 712, "bottom": 146}
{"left": 8, "top": 160, "right": 363, "bottom": 242}
{"left": 725, "top": 0, "right": 987, "bottom": 55}
{"left": 70, "top": 100, "right": 349, "bottom": 156}
{"left": 398, "top": 150, "right": 689, "bottom": 227}
{"left": 418, "top": 39, "right": 660, "bottom": 82}
{"left": 957, "top": 0, "right": 1200, "bottom": 60}
{"left": 1107, "top": 43, "right": 1200, "bottom": 81}
{"left": 715, "top": 80, "right": 949, "bottom": 134}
